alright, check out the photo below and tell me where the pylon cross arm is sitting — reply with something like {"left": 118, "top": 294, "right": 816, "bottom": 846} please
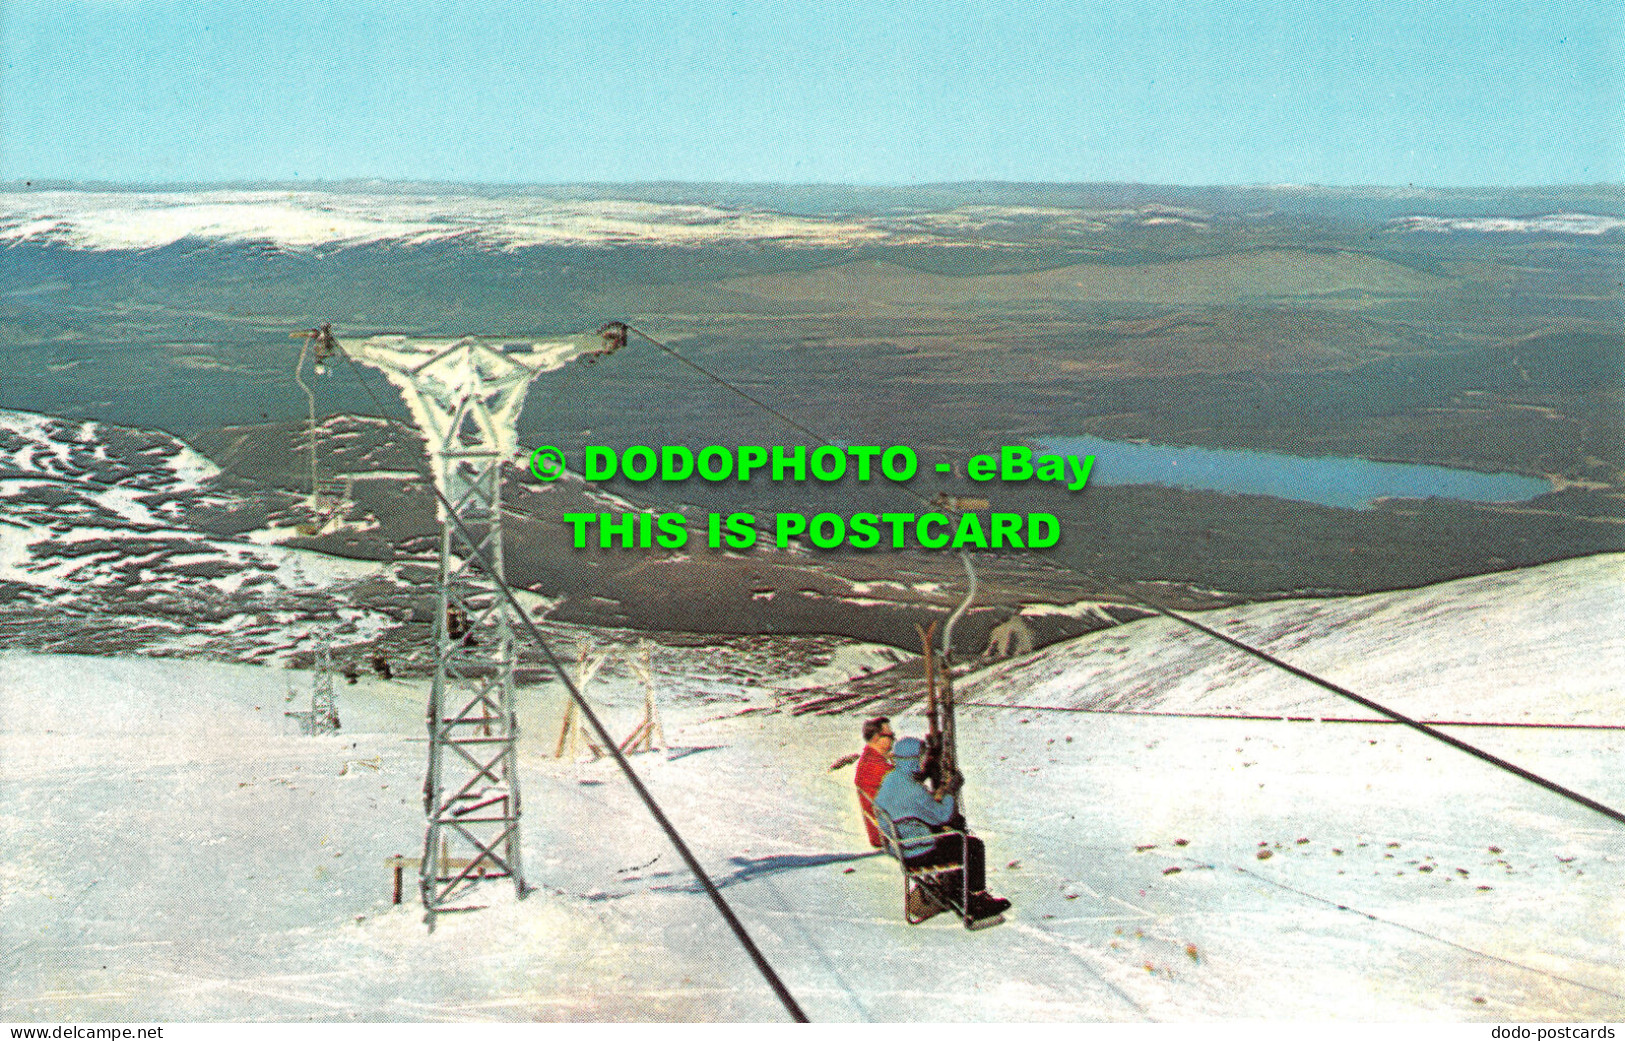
{"left": 343, "top": 334, "right": 599, "bottom": 469}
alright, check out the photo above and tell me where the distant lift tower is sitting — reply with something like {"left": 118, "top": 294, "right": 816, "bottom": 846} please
{"left": 343, "top": 330, "right": 609, "bottom": 928}
{"left": 285, "top": 637, "right": 340, "bottom": 736}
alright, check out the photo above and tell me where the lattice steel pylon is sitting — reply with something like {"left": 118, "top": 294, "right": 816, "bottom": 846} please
{"left": 285, "top": 637, "right": 340, "bottom": 735}
{"left": 342, "top": 332, "right": 601, "bottom": 928}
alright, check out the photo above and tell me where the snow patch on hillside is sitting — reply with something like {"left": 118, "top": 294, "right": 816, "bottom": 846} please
{"left": 1391, "top": 213, "right": 1625, "bottom": 236}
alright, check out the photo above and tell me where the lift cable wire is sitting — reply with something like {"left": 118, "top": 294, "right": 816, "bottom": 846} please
{"left": 1211, "top": 858, "right": 1625, "bottom": 1001}
{"left": 624, "top": 323, "right": 834, "bottom": 453}
{"left": 622, "top": 324, "right": 983, "bottom": 670}
{"left": 333, "top": 345, "right": 810, "bottom": 1024}
{"left": 624, "top": 323, "right": 969, "bottom": 518}
{"left": 614, "top": 324, "right": 1625, "bottom": 831}
{"left": 1124, "top": 593, "right": 1625, "bottom": 827}
{"left": 428, "top": 473, "right": 810, "bottom": 1022}
{"left": 954, "top": 702, "right": 1625, "bottom": 731}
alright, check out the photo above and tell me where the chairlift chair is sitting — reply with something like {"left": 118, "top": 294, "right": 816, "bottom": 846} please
{"left": 871, "top": 805, "right": 994, "bottom": 929}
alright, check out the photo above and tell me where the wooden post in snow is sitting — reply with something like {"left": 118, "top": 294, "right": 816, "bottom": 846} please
{"left": 620, "top": 641, "right": 667, "bottom": 754}
{"left": 554, "top": 641, "right": 608, "bottom": 759}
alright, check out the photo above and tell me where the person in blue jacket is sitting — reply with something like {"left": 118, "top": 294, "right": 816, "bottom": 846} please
{"left": 873, "top": 737, "right": 1010, "bottom": 920}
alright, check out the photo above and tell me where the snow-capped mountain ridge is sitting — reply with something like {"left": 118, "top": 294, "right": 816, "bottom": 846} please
{"left": 8, "top": 189, "right": 1619, "bottom": 253}
{"left": 0, "top": 191, "right": 891, "bottom": 252}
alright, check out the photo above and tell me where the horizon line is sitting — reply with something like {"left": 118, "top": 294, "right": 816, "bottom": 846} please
{"left": 5, "top": 178, "right": 1624, "bottom": 194}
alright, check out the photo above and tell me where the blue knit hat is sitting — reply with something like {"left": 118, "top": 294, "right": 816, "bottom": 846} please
{"left": 893, "top": 737, "right": 925, "bottom": 760}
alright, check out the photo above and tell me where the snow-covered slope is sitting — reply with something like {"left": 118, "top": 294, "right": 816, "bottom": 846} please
{"left": 958, "top": 554, "right": 1625, "bottom": 725}
{"left": 3, "top": 551, "right": 1622, "bottom": 1021}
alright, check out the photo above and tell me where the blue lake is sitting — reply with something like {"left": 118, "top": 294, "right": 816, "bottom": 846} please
{"left": 1037, "top": 435, "right": 1553, "bottom": 510}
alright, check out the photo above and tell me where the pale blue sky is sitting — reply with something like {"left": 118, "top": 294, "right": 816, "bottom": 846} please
{"left": 3, "top": 0, "right": 1620, "bottom": 186}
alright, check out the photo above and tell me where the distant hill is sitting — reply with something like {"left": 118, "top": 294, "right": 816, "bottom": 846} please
{"left": 716, "top": 251, "right": 1450, "bottom": 312}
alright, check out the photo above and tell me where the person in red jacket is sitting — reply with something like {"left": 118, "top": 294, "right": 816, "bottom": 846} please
{"left": 854, "top": 716, "right": 895, "bottom": 848}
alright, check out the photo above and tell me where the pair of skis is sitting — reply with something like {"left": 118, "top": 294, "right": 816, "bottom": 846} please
{"left": 915, "top": 618, "right": 957, "bottom": 800}
{"left": 913, "top": 554, "right": 1006, "bottom": 930}
{"left": 918, "top": 550, "right": 978, "bottom": 805}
